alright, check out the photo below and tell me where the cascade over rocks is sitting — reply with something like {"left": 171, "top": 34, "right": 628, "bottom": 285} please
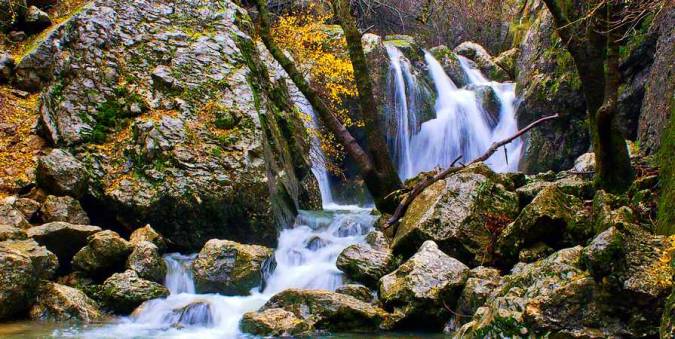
{"left": 391, "top": 163, "right": 520, "bottom": 266}
{"left": 25, "top": 0, "right": 319, "bottom": 249}
{"left": 191, "top": 239, "right": 273, "bottom": 295}
{"left": 101, "top": 270, "right": 169, "bottom": 314}
{"left": 29, "top": 282, "right": 103, "bottom": 321}
{"left": 379, "top": 241, "right": 470, "bottom": 329}
{"left": 453, "top": 41, "right": 510, "bottom": 82}
{"left": 428, "top": 45, "right": 469, "bottom": 88}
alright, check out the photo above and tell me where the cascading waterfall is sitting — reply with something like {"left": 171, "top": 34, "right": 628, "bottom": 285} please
{"left": 385, "top": 47, "right": 523, "bottom": 179}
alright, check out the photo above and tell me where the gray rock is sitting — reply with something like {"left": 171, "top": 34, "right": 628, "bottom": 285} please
{"left": 72, "top": 230, "right": 132, "bottom": 277}
{"left": 39, "top": 195, "right": 90, "bottom": 224}
{"left": 191, "top": 239, "right": 273, "bottom": 295}
{"left": 126, "top": 241, "right": 166, "bottom": 283}
{"left": 379, "top": 241, "right": 470, "bottom": 328}
{"left": 129, "top": 224, "right": 166, "bottom": 252}
{"left": 0, "top": 202, "right": 30, "bottom": 229}
{"left": 0, "top": 224, "right": 26, "bottom": 241}
{"left": 12, "top": 197, "right": 41, "bottom": 220}
{"left": 0, "top": 52, "right": 14, "bottom": 83}
{"left": 454, "top": 41, "right": 509, "bottom": 81}
{"left": 336, "top": 243, "right": 396, "bottom": 288}
{"left": 454, "top": 266, "right": 502, "bottom": 327}
{"left": 241, "top": 308, "right": 311, "bottom": 336}
{"left": 36, "top": 149, "right": 88, "bottom": 198}
{"left": 101, "top": 270, "right": 169, "bottom": 314}
{"left": 429, "top": 45, "right": 469, "bottom": 87}
{"left": 29, "top": 282, "right": 103, "bottom": 321}
{"left": 27, "top": 221, "right": 101, "bottom": 270}
{"left": 0, "top": 243, "right": 40, "bottom": 319}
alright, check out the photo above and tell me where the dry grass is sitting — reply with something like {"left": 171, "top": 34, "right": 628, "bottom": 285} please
{"left": 0, "top": 86, "right": 45, "bottom": 198}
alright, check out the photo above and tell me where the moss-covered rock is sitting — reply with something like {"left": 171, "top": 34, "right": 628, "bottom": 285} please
{"left": 129, "top": 224, "right": 166, "bottom": 252}
{"left": 496, "top": 186, "right": 590, "bottom": 264}
{"left": 336, "top": 243, "right": 396, "bottom": 288}
{"left": 126, "top": 241, "right": 166, "bottom": 283}
{"left": 335, "top": 284, "right": 374, "bottom": 303}
{"left": 72, "top": 230, "right": 132, "bottom": 277}
{"left": 0, "top": 242, "right": 46, "bottom": 319}
{"left": 454, "top": 41, "right": 509, "bottom": 82}
{"left": 0, "top": 202, "right": 30, "bottom": 229}
{"left": 191, "top": 239, "right": 273, "bottom": 295}
{"left": 29, "top": 282, "right": 103, "bottom": 321}
{"left": 453, "top": 266, "right": 502, "bottom": 329}
{"left": 101, "top": 270, "right": 169, "bottom": 314}
{"left": 429, "top": 45, "right": 468, "bottom": 87}
{"left": 0, "top": 239, "right": 58, "bottom": 280}
{"left": 379, "top": 241, "right": 469, "bottom": 329}
{"left": 256, "top": 289, "right": 393, "bottom": 332}
{"left": 0, "top": 224, "right": 26, "bottom": 241}
{"left": 38, "top": 195, "right": 90, "bottom": 224}
{"left": 392, "top": 163, "right": 520, "bottom": 266}
{"left": 240, "top": 308, "right": 311, "bottom": 336}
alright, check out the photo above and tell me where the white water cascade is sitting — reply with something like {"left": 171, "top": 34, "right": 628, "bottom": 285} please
{"left": 385, "top": 48, "right": 523, "bottom": 179}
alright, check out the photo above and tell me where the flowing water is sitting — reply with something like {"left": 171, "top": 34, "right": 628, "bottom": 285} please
{"left": 385, "top": 48, "right": 523, "bottom": 179}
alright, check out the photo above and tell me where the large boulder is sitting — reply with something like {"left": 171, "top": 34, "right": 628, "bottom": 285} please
{"left": 26, "top": 221, "right": 101, "bottom": 270}
{"left": 336, "top": 243, "right": 396, "bottom": 288}
{"left": 454, "top": 266, "right": 503, "bottom": 327}
{"left": 496, "top": 186, "right": 589, "bottom": 264}
{"left": 29, "top": 282, "right": 103, "bottom": 321}
{"left": 72, "top": 230, "right": 132, "bottom": 277}
{"left": 0, "top": 202, "right": 31, "bottom": 229}
{"left": 392, "top": 163, "right": 520, "bottom": 266}
{"left": 253, "top": 289, "right": 393, "bottom": 333}
{"left": 101, "top": 270, "right": 169, "bottom": 314}
{"left": 335, "top": 284, "right": 374, "bottom": 303}
{"left": 191, "top": 239, "right": 273, "bottom": 295}
{"left": 129, "top": 224, "right": 166, "bottom": 252}
{"left": 240, "top": 308, "right": 311, "bottom": 336}
{"left": 379, "top": 241, "right": 470, "bottom": 329}
{"left": 38, "top": 195, "right": 90, "bottom": 224}
{"left": 24, "top": 0, "right": 319, "bottom": 250}
{"left": 0, "top": 239, "right": 58, "bottom": 280}
{"left": 514, "top": 4, "right": 589, "bottom": 174}
{"left": 126, "top": 241, "right": 166, "bottom": 283}
{"left": 35, "top": 149, "right": 88, "bottom": 198}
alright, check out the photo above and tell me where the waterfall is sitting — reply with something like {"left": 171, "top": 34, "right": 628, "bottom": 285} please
{"left": 384, "top": 47, "right": 523, "bottom": 179}
{"left": 385, "top": 45, "right": 417, "bottom": 179}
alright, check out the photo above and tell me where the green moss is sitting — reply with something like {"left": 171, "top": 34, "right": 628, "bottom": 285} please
{"left": 656, "top": 102, "right": 675, "bottom": 235}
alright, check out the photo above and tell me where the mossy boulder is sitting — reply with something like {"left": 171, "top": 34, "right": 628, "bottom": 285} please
{"left": 392, "top": 163, "right": 520, "bottom": 266}
{"left": 129, "top": 224, "right": 166, "bottom": 252}
{"left": 454, "top": 266, "right": 503, "bottom": 328}
{"left": 256, "top": 289, "right": 393, "bottom": 332}
{"left": 29, "top": 282, "right": 103, "bottom": 321}
{"left": 191, "top": 239, "right": 273, "bottom": 295}
{"left": 38, "top": 195, "right": 90, "bottom": 224}
{"left": 241, "top": 308, "right": 311, "bottom": 336}
{"left": 335, "top": 284, "right": 374, "bottom": 303}
{"left": 126, "top": 241, "right": 166, "bottom": 283}
{"left": 101, "top": 270, "right": 169, "bottom": 314}
{"left": 469, "top": 84, "right": 501, "bottom": 127}
{"left": 0, "top": 239, "right": 58, "bottom": 280}
{"left": 336, "top": 243, "right": 397, "bottom": 288}
{"left": 429, "top": 45, "right": 468, "bottom": 87}
{"left": 27, "top": 222, "right": 101, "bottom": 271}
{"left": 379, "top": 241, "right": 470, "bottom": 329}
{"left": 72, "top": 230, "right": 132, "bottom": 277}
{"left": 454, "top": 41, "right": 510, "bottom": 82}
{"left": 35, "top": 149, "right": 88, "bottom": 199}
{"left": 496, "top": 186, "right": 590, "bottom": 264}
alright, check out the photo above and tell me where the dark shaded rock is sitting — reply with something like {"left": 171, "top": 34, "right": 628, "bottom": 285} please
{"left": 126, "top": 241, "right": 166, "bottom": 283}
{"left": 469, "top": 84, "right": 501, "bottom": 127}
{"left": 29, "top": 282, "right": 103, "bottom": 321}
{"left": 22, "top": 5, "right": 51, "bottom": 33}
{"left": 72, "top": 230, "right": 132, "bottom": 277}
{"left": 379, "top": 241, "right": 469, "bottom": 329}
{"left": 336, "top": 243, "right": 396, "bottom": 288}
{"left": 36, "top": 149, "right": 88, "bottom": 198}
{"left": 39, "top": 195, "right": 90, "bottom": 224}
{"left": 336, "top": 284, "right": 374, "bottom": 303}
{"left": 101, "top": 270, "right": 169, "bottom": 314}
{"left": 241, "top": 308, "right": 311, "bottom": 336}
{"left": 0, "top": 53, "right": 14, "bottom": 83}
{"left": 26, "top": 221, "right": 101, "bottom": 270}
{"left": 191, "top": 239, "right": 273, "bottom": 295}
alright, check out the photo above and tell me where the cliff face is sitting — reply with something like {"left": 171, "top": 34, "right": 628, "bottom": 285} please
{"left": 16, "top": 0, "right": 319, "bottom": 249}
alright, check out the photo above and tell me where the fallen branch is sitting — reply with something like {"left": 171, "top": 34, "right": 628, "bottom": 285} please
{"left": 384, "top": 113, "right": 559, "bottom": 232}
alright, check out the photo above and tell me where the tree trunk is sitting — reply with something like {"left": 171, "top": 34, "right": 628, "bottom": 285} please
{"left": 542, "top": 0, "right": 633, "bottom": 193}
{"left": 252, "top": 0, "right": 402, "bottom": 212}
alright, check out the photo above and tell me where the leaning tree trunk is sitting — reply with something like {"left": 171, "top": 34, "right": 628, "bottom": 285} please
{"left": 252, "top": 0, "right": 402, "bottom": 212}
{"left": 542, "top": 0, "right": 633, "bottom": 193}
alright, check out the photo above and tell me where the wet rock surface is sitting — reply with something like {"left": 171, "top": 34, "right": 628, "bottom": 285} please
{"left": 29, "top": 282, "right": 103, "bottom": 321}
{"left": 101, "top": 270, "right": 169, "bottom": 314}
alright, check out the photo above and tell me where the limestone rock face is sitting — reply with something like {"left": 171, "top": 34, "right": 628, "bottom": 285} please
{"left": 24, "top": 0, "right": 319, "bottom": 250}
{"left": 392, "top": 163, "right": 519, "bottom": 265}
{"left": 72, "top": 230, "right": 132, "bottom": 277}
{"left": 39, "top": 195, "right": 90, "bottom": 224}
{"left": 27, "top": 222, "right": 101, "bottom": 270}
{"left": 101, "top": 270, "right": 169, "bottom": 314}
{"left": 515, "top": 6, "right": 589, "bottom": 174}
{"left": 379, "top": 241, "right": 470, "bottom": 328}
{"left": 29, "top": 282, "right": 103, "bottom": 321}
{"left": 256, "top": 289, "right": 393, "bottom": 332}
{"left": 192, "top": 239, "right": 273, "bottom": 295}
{"left": 336, "top": 243, "right": 396, "bottom": 288}
{"left": 126, "top": 241, "right": 166, "bottom": 283}
{"left": 497, "top": 186, "right": 589, "bottom": 264}
{"left": 240, "top": 308, "right": 311, "bottom": 336}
